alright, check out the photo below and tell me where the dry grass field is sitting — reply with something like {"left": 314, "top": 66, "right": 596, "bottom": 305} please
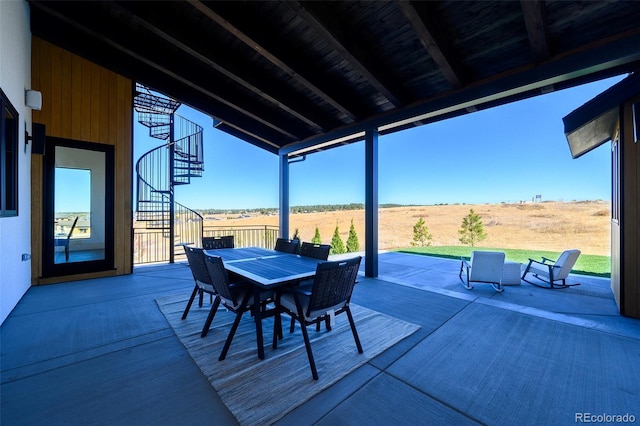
{"left": 204, "top": 200, "right": 611, "bottom": 256}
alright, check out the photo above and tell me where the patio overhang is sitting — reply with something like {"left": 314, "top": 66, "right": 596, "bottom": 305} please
{"left": 28, "top": 1, "right": 640, "bottom": 156}
{"left": 563, "top": 73, "right": 640, "bottom": 159}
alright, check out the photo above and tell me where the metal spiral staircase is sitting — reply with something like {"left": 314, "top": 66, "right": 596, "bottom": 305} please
{"left": 134, "top": 84, "right": 204, "bottom": 262}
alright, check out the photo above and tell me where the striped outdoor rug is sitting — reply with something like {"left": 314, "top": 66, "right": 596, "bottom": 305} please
{"left": 157, "top": 293, "right": 420, "bottom": 425}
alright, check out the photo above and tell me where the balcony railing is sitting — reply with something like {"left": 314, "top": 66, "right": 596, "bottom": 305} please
{"left": 133, "top": 225, "right": 279, "bottom": 264}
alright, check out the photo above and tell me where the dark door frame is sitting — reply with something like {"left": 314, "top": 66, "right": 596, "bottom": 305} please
{"left": 42, "top": 137, "right": 115, "bottom": 277}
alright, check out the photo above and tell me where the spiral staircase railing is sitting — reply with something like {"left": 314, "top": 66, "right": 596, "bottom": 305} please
{"left": 134, "top": 84, "right": 204, "bottom": 262}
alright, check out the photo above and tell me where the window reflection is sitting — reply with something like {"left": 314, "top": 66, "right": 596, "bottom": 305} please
{"left": 53, "top": 147, "right": 106, "bottom": 264}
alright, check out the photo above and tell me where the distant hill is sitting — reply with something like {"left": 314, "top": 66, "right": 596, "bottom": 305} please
{"left": 197, "top": 203, "right": 422, "bottom": 215}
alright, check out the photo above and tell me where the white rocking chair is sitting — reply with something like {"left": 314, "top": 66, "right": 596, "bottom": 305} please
{"left": 459, "top": 251, "right": 506, "bottom": 292}
{"left": 521, "top": 249, "right": 581, "bottom": 289}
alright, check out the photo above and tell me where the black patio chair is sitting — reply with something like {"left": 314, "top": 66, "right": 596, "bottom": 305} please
{"left": 299, "top": 242, "right": 330, "bottom": 260}
{"left": 204, "top": 254, "right": 274, "bottom": 361}
{"left": 182, "top": 246, "right": 221, "bottom": 337}
{"left": 275, "top": 237, "right": 299, "bottom": 254}
{"left": 288, "top": 241, "right": 331, "bottom": 332}
{"left": 202, "top": 235, "right": 234, "bottom": 250}
{"left": 274, "top": 256, "right": 363, "bottom": 380}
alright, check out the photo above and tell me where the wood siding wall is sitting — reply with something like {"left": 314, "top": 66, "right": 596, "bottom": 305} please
{"left": 30, "top": 37, "right": 132, "bottom": 284}
{"left": 620, "top": 99, "right": 639, "bottom": 318}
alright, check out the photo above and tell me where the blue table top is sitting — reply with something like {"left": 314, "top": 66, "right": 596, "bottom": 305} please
{"left": 208, "top": 247, "right": 321, "bottom": 287}
{"left": 205, "top": 247, "right": 280, "bottom": 262}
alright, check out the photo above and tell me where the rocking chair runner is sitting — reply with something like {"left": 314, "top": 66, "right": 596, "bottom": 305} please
{"left": 521, "top": 249, "right": 581, "bottom": 289}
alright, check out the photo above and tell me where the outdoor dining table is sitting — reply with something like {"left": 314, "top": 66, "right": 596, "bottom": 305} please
{"left": 205, "top": 246, "right": 321, "bottom": 359}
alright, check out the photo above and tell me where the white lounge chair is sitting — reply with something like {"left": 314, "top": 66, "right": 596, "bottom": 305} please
{"left": 521, "top": 249, "right": 581, "bottom": 289}
{"left": 459, "top": 251, "right": 506, "bottom": 292}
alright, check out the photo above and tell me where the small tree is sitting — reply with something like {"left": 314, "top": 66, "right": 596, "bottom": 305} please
{"left": 311, "top": 226, "right": 322, "bottom": 244}
{"left": 346, "top": 219, "right": 360, "bottom": 252}
{"left": 330, "top": 224, "right": 346, "bottom": 254}
{"left": 458, "top": 208, "right": 487, "bottom": 247}
{"left": 411, "top": 217, "right": 433, "bottom": 247}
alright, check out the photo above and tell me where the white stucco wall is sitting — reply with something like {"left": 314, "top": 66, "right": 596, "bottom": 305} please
{"left": 0, "top": 0, "right": 33, "bottom": 325}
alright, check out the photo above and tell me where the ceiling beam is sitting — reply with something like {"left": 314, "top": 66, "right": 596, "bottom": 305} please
{"left": 281, "top": 33, "right": 640, "bottom": 155}
{"left": 29, "top": 1, "right": 298, "bottom": 144}
{"left": 395, "top": 0, "right": 463, "bottom": 90}
{"left": 290, "top": 1, "right": 405, "bottom": 108}
{"left": 109, "top": 2, "right": 325, "bottom": 133}
{"left": 520, "top": 0, "right": 550, "bottom": 62}
{"left": 187, "top": 0, "right": 359, "bottom": 123}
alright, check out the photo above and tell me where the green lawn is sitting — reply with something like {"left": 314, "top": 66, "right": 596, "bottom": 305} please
{"left": 396, "top": 246, "right": 610, "bottom": 278}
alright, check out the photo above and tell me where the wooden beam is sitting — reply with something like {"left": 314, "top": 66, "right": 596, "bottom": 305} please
{"left": 395, "top": 0, "right": 463, "bottom": 90}
{"left": 520, "top": 0, "right": 550, "bottom": 62}
{"left": 110, "top": 2, "right": 325, "bottom": 133}
{"left": 188, "top": 0, "right": 358, "bottom": 123}
{"left": 30, "top": 2, "right": 296, "bottom": 144}
{"left": 281, "top": 33, "right": 640, "bottom": 156}
{"left": 290, "top": 1, "right": 405, "bottom": 107}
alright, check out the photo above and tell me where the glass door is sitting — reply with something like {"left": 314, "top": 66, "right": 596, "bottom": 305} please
{"left": 43, "top": 138, "right": 114, "bottom": 277}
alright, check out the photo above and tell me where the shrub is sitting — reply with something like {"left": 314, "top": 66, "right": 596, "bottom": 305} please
{"left": 458, "top": 209, "right": 487, "bottom": 247}
{"left": 330, "top": 224, "right": 346, "bottom": 254}
{"left": 311, "top": 226, "right": 322, "bottom": 244}
{"left": 346, "top": 219, "right": 360, "bottom": 252}
{"left": 411, "top": 217, "right": 433, "bottom": 247}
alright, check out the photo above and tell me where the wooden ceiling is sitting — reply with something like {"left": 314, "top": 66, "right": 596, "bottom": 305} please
{"left": 28, "top": 1, "right": 640, "bottom": 155}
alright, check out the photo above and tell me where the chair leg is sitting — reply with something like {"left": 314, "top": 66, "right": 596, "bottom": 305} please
{"left": 521, "top": 260, "right": 533, "bottom": 280}
{"left": 273, "top": 312, "right": 282, "bottom": 349}
{"left": 289, "top": 317, "right": 296, "bottom": 333}
{"left": 198, "top": 289, "right": 204, "bottom": 307}
{"left": 201, "top": 296, "right": 221, "bottom": 337}
{"left": 345, "top": 306, "right": 363, "bottom": 354}
{"left": 181, "top": 285, "right": 199, "bottom": 320}
{"left": 459, "top": 269, "right": 473, "bottom": 290}
{"left": 65, "top": 245, "right": 70, "bottom": 262}
{"left": 219, "top": 310, "right": 244, "bottom": 361}
{"left": 299, "top": 322, "right": 319, "bottom": 380}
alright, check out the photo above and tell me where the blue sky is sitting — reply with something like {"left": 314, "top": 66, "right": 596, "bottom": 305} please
{"left": 133, "top": 75, "right": 625, "bottom": 210}
{"left": 55, "top": 167, "right": 90, "bottom": 212}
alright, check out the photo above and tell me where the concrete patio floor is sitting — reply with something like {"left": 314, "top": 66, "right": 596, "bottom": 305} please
{"left": 2, "top": 252, "right": 639, "bottom": 425}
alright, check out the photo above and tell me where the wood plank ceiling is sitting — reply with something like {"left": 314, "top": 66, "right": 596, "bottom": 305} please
{"left": 28, "top": 1, "right": 640, "bottom": 155}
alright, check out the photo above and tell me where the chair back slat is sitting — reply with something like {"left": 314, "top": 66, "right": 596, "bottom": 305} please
{"left": 308, "top": 257, "right": 361, "bottom": 315}
{"left": 204, "top": 255, "right": 235, "bottom": 302}
{"left": 184, "top": 246, "right": 212, "bottom": 285}
{"left": 275, "top": 238, "right": 299, "bottom": 254}
{"left": 554, "top": 249, "right": 581, "bottom": 279}
{"left": 300, "top": 242, "right": 330, "bottom": 260}
{"left": 203, "top": 235, "right": 234, "bottom": 249}
{"left": 469, "top": 251, "right": 505, "bottom": 283}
